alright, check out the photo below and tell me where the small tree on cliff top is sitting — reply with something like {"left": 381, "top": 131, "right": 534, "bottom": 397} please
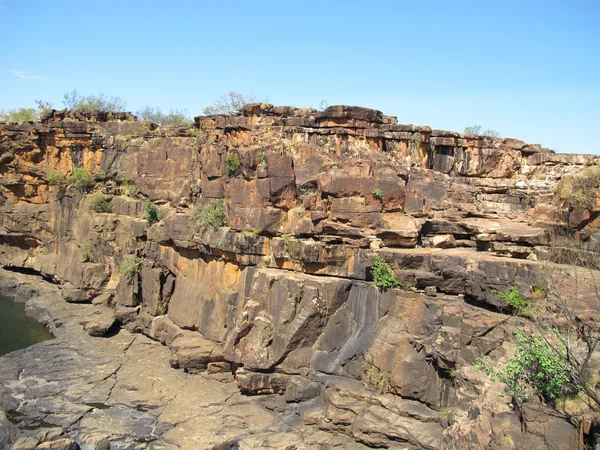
{"left": 63, "top": 90, "right": 126, "bottom": 112}
{"left": 202, "top": 92, "right": 257, "bottom": 115}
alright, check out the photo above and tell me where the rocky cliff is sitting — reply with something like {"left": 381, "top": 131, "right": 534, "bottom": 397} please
{"left": 0, "top": 104, "right": 599, "bottom": 449}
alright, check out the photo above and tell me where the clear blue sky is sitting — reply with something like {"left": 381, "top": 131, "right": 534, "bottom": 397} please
{"left": 1, "top": 0, "right": 599, "bottom": 154}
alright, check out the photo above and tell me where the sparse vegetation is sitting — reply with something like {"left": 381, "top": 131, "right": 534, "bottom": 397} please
{"left": 260, "top": 320, "right": 275, "bottom": 345}
{"left": 121, "top": 181, "right": 138, "bottom": 197}
{"left": 63, "top": 90, "right": 126, "bottom": 112}
{"left": 46, "top": 169, "right": 67, "bottom": 186}
{"left": 82, "top": 250, "right": 91, "bottom": 263}
{"left": 202, "top": 92, "right": 256, "bottom": 115}
{"left": 118, "top": 254, "right": 141, "bottom": 276}
{"left": 372, "top": 188, "right": 383, "bottom": 200}
{"left": 282, "top": 234, "right": 303, "bottom": 265}
{"left": 142, "top": 201, "right": 161, "bottom": 224}
{"left": 398, "top": 281, "right": 413, "bottom": 291}
{"left": 464, "top": 125, "right": 501, "bottom": 137}
{"left": 194, "top": 199, "right": 228, "bottom": 229}
{"left": 224, "top": 153, "right": 241, "bottom": 175}
{"left": 363, "top": 365, "right": 392, "bottom": 393}
{"left": 257, "top": 152, "right": 267, "bottom": 168}
{"left": 88, "top": 192, "right": 112, "bottom": 213}
{"left": 70, "top": 168, "right": 95, "bottom": 191}
{"left": 156, "top": 300, "right": 167, "bottom": 316}
{"left": 497, "top": 287, "right": 528, "bottom": 312}
{"left": 0, "top": 100, "right": 53, "bottom": 123}
{"left": 558, "top": 165, "right": 600, "bottom": 210}
{"left": 371, "top": 257, "right": 398, "bottom": 290}
{"left": 135, "top": 106, "right": 191, "bottom": 126}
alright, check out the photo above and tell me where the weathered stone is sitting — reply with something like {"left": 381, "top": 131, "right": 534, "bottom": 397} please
{"left": 35, "top": 439, "right": 79, "bottom": 450}
{"left": 11, "top": 437, "right": 39, "bottom": 450}
{"left": 83, "top": 306, "right": 116, "bottom": 337}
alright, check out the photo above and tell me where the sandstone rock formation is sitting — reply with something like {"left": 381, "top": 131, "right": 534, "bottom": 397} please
{"left": 0, "top": 104, "right": 599, "bottom": 449}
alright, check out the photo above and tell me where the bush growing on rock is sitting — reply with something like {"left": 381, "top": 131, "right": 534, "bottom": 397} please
{"left": 194, "top": 199, "right": 228, "bottom": 228}
{"left": 371, "top": 257, "right": 398, "bottom": 290}
{"left": 143, "top": 201, "right": 161, "bottom": 224}
{"left": 46, "top": 169, "right": 67, "bottom": 186}
{"left": 498, "top": 331, "right": 575, "bottom": 405}
{"left": 497, "top": 287, "right": 528, "bottom": 313}
{"left": 70, "top": 168, "right": 95, "bottom": 191}
{"left": 372, "top": 188, "right": 383, "bottom": 200}
{"left": 224, "top": 153, "right": 241, "bottom": 175}
{"left": 88, "top": 192, "right": 112, "bottom": 213}
{"left": 118, "top": 255, "right": 141, "bottom": 276}
{"left": 559, "top": 165, "right": 600, "bottom": 211}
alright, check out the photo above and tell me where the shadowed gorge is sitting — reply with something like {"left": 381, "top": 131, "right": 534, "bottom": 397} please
{"left": 0, "top": 104, "right": 599, "bottom": 449}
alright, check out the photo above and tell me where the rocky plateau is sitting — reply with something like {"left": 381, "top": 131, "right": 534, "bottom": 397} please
{"left": 0, "top": 104, "right": 599, "bottom": 449}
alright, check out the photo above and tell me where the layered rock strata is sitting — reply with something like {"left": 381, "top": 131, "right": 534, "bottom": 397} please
{"left": 0, "top": 104, "right": 599, "bottom": 449}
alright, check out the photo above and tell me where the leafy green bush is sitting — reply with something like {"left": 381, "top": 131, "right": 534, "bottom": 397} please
{"left": 372, "top": 188, "right": 383, "bottom": 200}
{"left": 498, "top": 331, "right": 575, "bottom": 405}
{"left": 88, "top": 192, "right": 112, "bottom": 213}
{"left": 224, "top": 153, "right": 240, "bottom": 175}
{"left": 143, "top": 201, "right": 161, "bottom": 224}
{"left": 70, "top": 168, "right": 95, "bottom": 191}
{"left": 371, "top": 257, "right": 398, "bottom": 290}
{"left": 497, "top": 287, "right": 528, "bottom": 312}
{"left": 118, "top": 255, "right": 141, "bottom": 276}
{"left": 47, "top": 169, "right": 67, "bottom": 186}
{"left": 194, "top": 199, "right": 228, "bottom": 228}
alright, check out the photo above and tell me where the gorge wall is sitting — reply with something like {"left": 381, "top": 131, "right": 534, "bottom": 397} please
{"left": 1, "top": 104, "right": 599, "bottom": 449}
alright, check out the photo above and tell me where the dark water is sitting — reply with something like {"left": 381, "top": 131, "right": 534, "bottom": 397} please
{"left": 0, "top": 294, "right": 53, "bottom": 356}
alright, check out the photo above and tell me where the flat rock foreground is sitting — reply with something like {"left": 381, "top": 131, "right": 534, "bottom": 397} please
{"left": 0, "top": 104, "right": 599, "bottom": 449}
{"left": 0, "top": 270, "right": 365, "bottom": 450}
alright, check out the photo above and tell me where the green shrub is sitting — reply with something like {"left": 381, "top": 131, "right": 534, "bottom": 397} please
{"left": 82, "top": 250, "right": 91, "bottom": 263}
{"left": 88, "top": 192, "right": 112, "bottom": 213}
{"left": 398, "top": 281, "right": 412, "bottom": 291}
{"left": 371, "top": 257, "right": 398, "bottom": 290}
{"left": 497, "top": 287, "right": 528, "bottom": 312}
{"left": 121, "top": 181, "right": 138, "bottom": 197}
{"left": 498, "top": 331, "right": 575, "bottom": 405}
{"left": 118, "top": 255, "right": 141, "bottom": 276}
{"left": 224, "top": 153, "right": 240, "bottom": 175}
{"left": 47, "top": 169, "right": 67, "bottom": 186}
{"left": 70, "top": 168, "right": 95, "bottom": 191}
{"left": 142, "top": 201, "right": 161, "bottom": 224}
{"left": 372, "top": 188, "right": 383, "bottom": 200}
{"left": 282, "top": 234, "right": 303, "bottom": 265}
{"left": 194, "top": 199, "right": 227, "bottom": 228}
{"left": 156, "top": 300, "right": 167, "bottom": 316}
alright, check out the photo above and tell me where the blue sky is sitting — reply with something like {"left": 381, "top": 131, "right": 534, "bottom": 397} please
{"left": 1, "top": 0, "right": 599, "bottom": 154}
